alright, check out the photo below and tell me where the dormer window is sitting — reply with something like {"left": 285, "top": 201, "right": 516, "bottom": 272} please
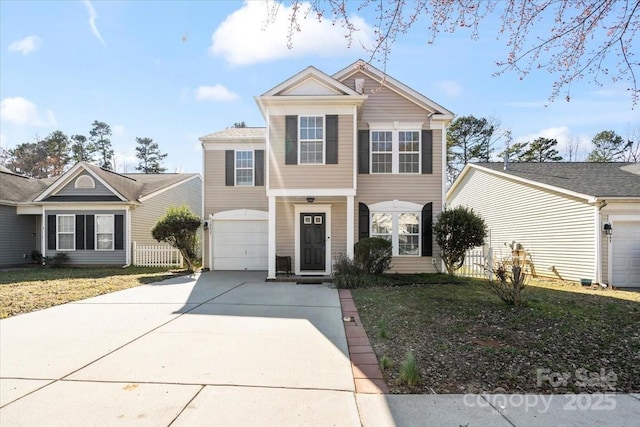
{"left": 75, "top": 175, "right": 95, "bottom": 189}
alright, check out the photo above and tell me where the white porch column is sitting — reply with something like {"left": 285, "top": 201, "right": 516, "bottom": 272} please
{"left": 268, "top": 196, "right": 276, "bottom": 279}
{"left": 346, "top": 195, "right": 354, "bottom": 258}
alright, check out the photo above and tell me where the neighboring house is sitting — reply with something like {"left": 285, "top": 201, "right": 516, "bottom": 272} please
{"left": 447, "top": 162, "right": 640, "bottom": 287}
{"left": 0, "top": 162, "right": 201, "bottom": 267}
{"left": 201, "top": 60, "right": 454, "bottom": 278}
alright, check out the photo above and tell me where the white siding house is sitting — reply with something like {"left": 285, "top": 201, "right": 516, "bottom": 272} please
{"left": 447, "top": 163, "right": 640, "bottom": 287}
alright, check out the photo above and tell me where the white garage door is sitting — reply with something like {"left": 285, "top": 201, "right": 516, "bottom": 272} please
{"left": 212, "top": 219, "right": 268, "bottom": 271}
{"left": 612, "top": 221, "right": 640, "bottom": 287}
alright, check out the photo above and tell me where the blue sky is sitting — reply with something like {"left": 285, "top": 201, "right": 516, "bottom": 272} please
{"left": 1, "top": 1, "right": 638, "bottom": 174}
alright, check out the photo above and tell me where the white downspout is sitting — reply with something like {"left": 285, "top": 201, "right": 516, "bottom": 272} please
{"left": 594, "top": 204, "right": 602, "bottom": 284}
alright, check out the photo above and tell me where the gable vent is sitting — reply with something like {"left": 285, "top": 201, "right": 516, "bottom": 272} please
{"left": 75, "top": 175, "right": 95, "bottom": 189}
{"left": 355, "top": 78, "right": 365, "bottom": 94}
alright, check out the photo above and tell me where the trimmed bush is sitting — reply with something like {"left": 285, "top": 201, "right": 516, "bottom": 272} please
{"left": 354, "top": 237, "right": 392, "bottom": 275}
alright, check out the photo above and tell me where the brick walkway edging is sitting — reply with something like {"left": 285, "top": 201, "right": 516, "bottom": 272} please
{"left": 339, "top": 289, "right": 389, "bottom": 394}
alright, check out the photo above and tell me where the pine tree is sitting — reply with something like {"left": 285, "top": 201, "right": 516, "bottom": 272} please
{"left": 135, "top": 137, "right": 167, "bottom": 173}
{"left": 89, "top": 120, "right": 114, "bottom": 169}
{"left": 587, "top": 130, "right": 627, "bottom": 162}
{"left": 521, "top": 137, "right": 563, "bottom": 162}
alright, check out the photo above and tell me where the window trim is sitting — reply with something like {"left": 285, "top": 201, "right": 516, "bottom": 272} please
{"left": 370, "top": 131, "right": 393, "bottom": 174}
{"left": 56, "top": 214, "right": 75, "bottom": 251}
{"left": 234, "top": 150, "right": 254, "bottom": 186}
{"left": 369, "top": 126, "right": 422, "bottom": 175}
{"left": 298, "top": 115, "right": 325, "bottom": 165}
{"left": 95, "top": 214, "right": 115, "bottom": 251}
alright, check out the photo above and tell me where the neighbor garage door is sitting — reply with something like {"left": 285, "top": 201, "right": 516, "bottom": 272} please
{"left": 212, "top": 218, "right": 268, "bottom": 270}
{"left": 612, "top": 221, "right": 640, "bottom": 287}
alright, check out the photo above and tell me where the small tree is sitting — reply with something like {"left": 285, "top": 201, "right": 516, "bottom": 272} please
{"left": 135, "top": 137, "right": 167, "bottom": 173}
{"left": 433, "top": 206, "right": 487, "bottom": 274}
{"left": 151, "top": 205, "right": 201, "bottom": 272}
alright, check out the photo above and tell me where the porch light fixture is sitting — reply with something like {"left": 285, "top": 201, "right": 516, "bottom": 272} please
{"left": 603, "top": 223, "right": 612, "bottom": 236}
{"left": 306, "top": 197, "right": 315, "bottom": 203}
{"left": 203, "top": 221, "right": 209, "bottom": 230}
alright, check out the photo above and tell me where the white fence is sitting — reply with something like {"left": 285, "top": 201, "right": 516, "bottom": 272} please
{"left": 133, "top": 242, "right": 183, "bottom": 267}
{"left": 455, "top": 247, "right": 494, "bottom": 280}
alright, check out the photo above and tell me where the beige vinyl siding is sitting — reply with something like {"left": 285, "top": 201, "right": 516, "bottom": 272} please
{"left": 269, "top": 115, "right": 354, "bottom": 190}
{"left": 203, "top": 149, "right": 268, "bottom": 269}
{"left": 203, "top": 150, "right": 268, "bottom": 214}
{"left": 275, "top": 201, "right": 347, "bottom": 272}
{"left": 448, "top": 168, "right": 596, "bottom": 282}
{"left": 130, "top": 176, "right": 202, "bottom": 247}
{"left": 340, "top": 71, "right": 433, "bottom": 123}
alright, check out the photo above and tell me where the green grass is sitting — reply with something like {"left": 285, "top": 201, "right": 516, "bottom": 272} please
{"left": 352, "top": 276, "right": 640, "bottom": 394}
{"left": 0, "top": 266, "right": 188, "bottom": 318}
{"left": 399, "top": 351, "right": 421, "bottom": 386}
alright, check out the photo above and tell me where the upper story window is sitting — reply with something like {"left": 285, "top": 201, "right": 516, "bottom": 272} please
{"left": 370, "top": 129, "right": 421, "bottom": 174}
{"left": 57, "top": 214, "right": 75, "bottom": 251}
{"left": 299, "top": 116, "right": 324, "bottom": 164}
{"left": 235, "top": 151, "right": 254, "bottom": 186}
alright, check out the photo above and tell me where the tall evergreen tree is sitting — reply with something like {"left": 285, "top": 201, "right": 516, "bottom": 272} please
{"left": 43, "top": 130, "right": 70, "bottom": 175}
{"left": 135, "top": 137, "right": 167, "bottom": 173}
{"left": 89, "top": 120, "right": 114, "bottom": 169}
{"left": 499, "top": 142, "right": 529, "bottom": 163}
{"left": 521, "top": 137, "right": 563, "bottom": 162}
{"left": 447, "top": 115, "right": 495, "bottom": 183}
{"left": 587, "top": 130, "right": 627, "bottom": 162}
{"left": 70, "top": 134, "right": 95, "bottom": 163}
{"left": 7, "top": 138, "right": 51, "bottom": 178}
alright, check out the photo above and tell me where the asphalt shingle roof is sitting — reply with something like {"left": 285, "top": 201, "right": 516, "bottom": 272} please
{"left": 200, "top": 127, "right": 266, "bottom": 140}
{"left": 0, "top": 162, "right": 198, "bottom": 203}
{"left": 475, "top": 162, "right": 640, "bottom": 198}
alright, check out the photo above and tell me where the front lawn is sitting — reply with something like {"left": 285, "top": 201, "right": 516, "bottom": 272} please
{"left": 352, "top": 277, "right": 640, "bottom": 394}
{"left": 0, "top": 266, "right": 188, "bottom": 318}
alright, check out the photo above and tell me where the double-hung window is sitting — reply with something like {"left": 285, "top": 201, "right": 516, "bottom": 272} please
{"left": 235, "top": 151, "right": 254, "bottom": 186}
{"left": 371, "top": 131, "right": 393, "bottom": 173}
{"left": 370, "top": 212, "right": 421, "bottom": 256}
{"left": 57, "top": 215, "right": 75, "bottom": 250}
{"left": 370, "top": 128, "right": 421, "bottom": 174}
{"left": 95, "top": 215, "right": 114, "bottom": 250}
{"left": 299, "top": 116, "right": 324, "bottom": 164}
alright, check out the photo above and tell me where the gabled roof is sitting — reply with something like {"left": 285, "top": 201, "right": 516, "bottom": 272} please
{"left": 451, "top": 162, "right": 640, "bottom": 200}
{"left": 261, "top": 65, "right": 362, "bottom": 97}
{"left": 0, "top": 162, "right": 199, "bottom": 204}
{"left": 332, "top": 60, "right": 455, "bottom": 119}
{"left": 200, "top": 127, "right": 266, "bottom": 142}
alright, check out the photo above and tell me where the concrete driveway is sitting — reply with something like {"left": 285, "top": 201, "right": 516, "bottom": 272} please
{"left": 0, "top": 272, "right": 360, "bottom": 426}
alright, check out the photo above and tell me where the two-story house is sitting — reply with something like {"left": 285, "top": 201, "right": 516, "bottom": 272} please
{"left": 201, "top": 60, "right": 454, "bottom": 279}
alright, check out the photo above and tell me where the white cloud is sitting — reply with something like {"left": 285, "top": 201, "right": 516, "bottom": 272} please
{"left": 195, "top": 85, "right": 239, "bottom": 102}
{"left": 515, "top": 126, "right": 571, "bottom": 146}
{"left": 0, "top": 97, "right": 56, "bottom": 127}
{"left": 113, "top": 125, "right": 125, "bottom": 136}
{"left": 210, "top": 1, "right": 373, "bottom": 65}
{"left": 8, "top": 35, "right": 42, "bottom": 55}
{"left": 83, "top": 0, "right": 106, "bottom": 46}
{"left": 436, "top": 80, "right": 462, "bottom": 97}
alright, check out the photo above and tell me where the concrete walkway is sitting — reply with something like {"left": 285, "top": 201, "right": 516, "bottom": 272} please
{"left": 1, "top": 271, "right": 639, "bottom": 426}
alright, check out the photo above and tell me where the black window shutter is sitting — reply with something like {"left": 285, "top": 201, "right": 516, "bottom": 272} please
{"left": 115, "top": 215, "right": 124, "bottom": 250}
{"left": 285, "top": 115, "right": 298, "bottom": 165}
{"left": 422, "top": 203, "right": 433, "bottom": 256}
{"left": 225, "top": 150, "right": 235, "bottom": 186}
{"left": 75, "top": 215, "right": 85, "bottom": 250}
{"left": 47, "top": 215, "right": 56, "bottom": 250}
{"left": 255, "top": 150, "right": 264, "bottom": 186}
{"left": 422, "top": 130, "right": 433, "bottom": 174}
{"left": 358, "top": 202, "right": 370, "bottom": 240}
{"left": 326, "top": 115, "right": 338, "bottom": 164}
{"left": 358, "top": 130, "right": 370, "bottom": 174}
{"left": 86, "top": 215, "right": 95, "bottom": 250}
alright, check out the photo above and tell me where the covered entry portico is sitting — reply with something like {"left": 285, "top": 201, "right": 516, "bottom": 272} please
{"left": 267, "top": 191, "right": 355, "bottom": 279}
